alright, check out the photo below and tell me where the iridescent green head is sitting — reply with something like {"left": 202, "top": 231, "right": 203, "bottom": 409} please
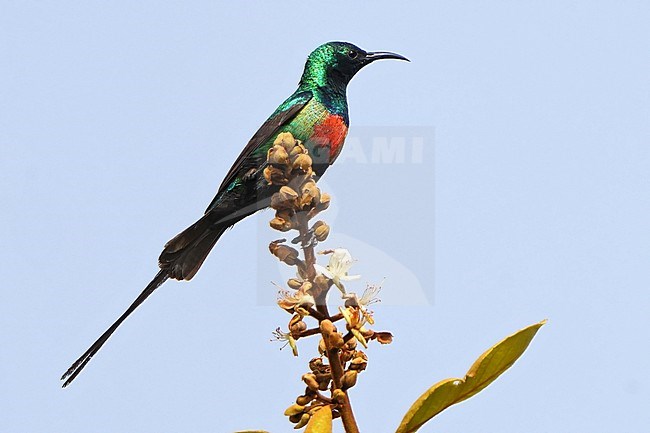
{"left": 299, "top": 41, "right": 409, "bottom": 90}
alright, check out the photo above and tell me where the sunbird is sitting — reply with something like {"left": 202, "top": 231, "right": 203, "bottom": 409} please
{"left": 61, "top": 41, "right": 408, "bottom": 387}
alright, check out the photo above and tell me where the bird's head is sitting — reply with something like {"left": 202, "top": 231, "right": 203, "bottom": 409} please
{"left": 299, "top": 41, "right": 409, "bottom": 90}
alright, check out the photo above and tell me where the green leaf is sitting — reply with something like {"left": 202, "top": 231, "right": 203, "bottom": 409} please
{"left": 395, "top": 320, "right": 546, "bottom": 433}
{"left": 305, "top": 405, "right": 332, "bottom": 433}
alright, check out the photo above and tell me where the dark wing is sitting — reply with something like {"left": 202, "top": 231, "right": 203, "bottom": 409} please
{"left": 206, "top": 91, "right": 313, "bottom": 214}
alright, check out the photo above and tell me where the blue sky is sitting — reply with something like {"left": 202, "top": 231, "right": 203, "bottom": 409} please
{"left": 1, "top": 2, "right": 648, "bottom": 432}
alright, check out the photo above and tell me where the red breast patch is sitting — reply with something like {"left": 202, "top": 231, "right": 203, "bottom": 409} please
{"left": 310, "top": 114, "right": 349, "bottom": 162}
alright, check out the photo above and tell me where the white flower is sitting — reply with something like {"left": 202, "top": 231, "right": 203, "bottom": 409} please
{"left": 271, "top": 327, "right": 299, "bottom": 356}
{"left": 359, "top": 283, "right": 382, "bottom": 308}
{"left": 314, "top": 248, "right": 360, "bottom": 292}
{"left": 277, "top": 289, "right": 315, "bottom": 312}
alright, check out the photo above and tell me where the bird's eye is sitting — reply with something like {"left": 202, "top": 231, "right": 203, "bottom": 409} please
{"left": 348, "top": 50, "right": 358, "bottom": 59}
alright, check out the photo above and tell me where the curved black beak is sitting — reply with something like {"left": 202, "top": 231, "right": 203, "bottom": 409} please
{"left": 364, "top": 51, "right": 410, "bottom": 63}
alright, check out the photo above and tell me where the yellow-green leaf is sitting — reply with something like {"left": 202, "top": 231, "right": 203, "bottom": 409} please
{"left": 305, "top": 405, "right": 332, "bottom": 433}
{"left": 395, "top": 320, "right": 546, "bottom": 433}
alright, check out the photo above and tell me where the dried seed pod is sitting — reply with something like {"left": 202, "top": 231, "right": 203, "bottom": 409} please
{"left": 302, "top": 373, "right": 320, "bottom": 392}
{"left": 341, "top": 370, "right": 358, "bottom": 390}
{"left": 312, "top": 221, "right": 330, "bottom": 242}
{"left": 284, "top": 403, "right": 305, "bottom": 417}
{"left": 267, "top": 145, "right": 289, "bottom": 166}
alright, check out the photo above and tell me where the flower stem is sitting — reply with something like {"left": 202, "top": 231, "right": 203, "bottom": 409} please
{"left": 326, "top": 345, "right": 360, "bottom": 433}
{"left": 295, "top": 210, "right": 359, "bottom": 433}
{"left": 296, "top": 211, "right": 331, "bottom": 318}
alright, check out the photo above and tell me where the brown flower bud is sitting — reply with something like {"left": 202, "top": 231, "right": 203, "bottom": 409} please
{"left": 269, "top": 216, "right": 292, "bottom": 232}
{"left": 271, "top": 209, "right": 296, "bottom": 231}
{"left": 340, "top": 348, "right": 354, "bottom": 364}
{"left": 313, "top": 274, "right": 332, "bottom": 291}
{"left": 304, "top": 387, "right": 318, "bottom": 398}
{"left": 341, "top": 370, "right": 358, "bottom": 390}
{"left": 287, "top": 278, "right": 303, "bottom": 290}
{"left": 344, "top": 338, "right": 358, "bottom": 351}
{"left": 293, "top": 167, "right": 314, "bottom": 185}
{"left": 290, "top": 319, "right": 307, "bottom": 335}
{"left": 295, "top": 306, "right": 311, "bottom": 317}
{"left": 269, "top": 242, "right": 299, "bottom": 265}
{"left": 349, "top": 351, "right": 368, "bottom": 371}
{"left": 328, "top": 332, "right": 345, "bottom": 349}
{"left": 274, "top": 132, "right": 297, "bottom": 152}
{"left": 332, "top": 389, "right": 346, "bottom": 404}
{"left": 292, "top": 153, "right": 313, "bottom": 172}
{"left": 294, "top": 413, "right": 311, "bottom": 429}
{"left": 317, "top": 193, "right": 331, "bottom": 210}
{"left": 267, "top": 145, "right": 289, "bottom": 166}
{"left": 308, "top": 357, "right": 324, "bottom": 373}
{"left": 315, "top": 371, "right": 331, "bottom": 383}
{"left": 307, "top": 192, "right": 331, "bottom": 219}
{"left": 288, "top": 413, "right": 302, "bottom": 424}
{"left": 319, "top": 319, "right": 336, "bottom": 336}
{"left": 298, "top": 281, "right": 313, "bottom": 293}
{"left": 299, "top": 180, "right": 320, "bottom": 208}
{"left": 296, "top": 394, "right": 314, "bottom": 406}
{"left": 302, "top": 373, "right": 319, "bottom": 392}
{"left": 270, "top": 186, "right": 299, "bottom": 210}
{"left": 284, "top": 403, "right": 305, "bottom": 416}
{"left": 263, "top": 165, "right": 287, "bottom": 185}
{"left": 312, "top": 221, "right": 330, "bottom": 242}
{"left": 289, "top": 142, "right": 307, "bottom": 159}
{"left": 318, "top": 338, "right": 327, "bottom": 355}
{"left": 373, "top": 331, "right": 394, "bottom": 344}
{"left": 318, "top": 381, "right": 329, "bottom": 391}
